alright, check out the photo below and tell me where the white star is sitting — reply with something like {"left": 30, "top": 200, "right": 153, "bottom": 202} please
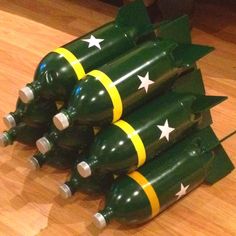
{"left": 138, "top": 72, "right": 154, "bottom": 93}
{"left": 175, "top": 183, "right": 190, "bottom": 200}
{"left": 82, "top": 35, "right": 104, "bottom": 50}
{"left": 157, "top": 119, "right": 175, "bottom": 141}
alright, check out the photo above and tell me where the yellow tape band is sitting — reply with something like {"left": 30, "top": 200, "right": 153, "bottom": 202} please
{"left": 128, "top": 171, "right": 160, "bottom": 217}
{"left": 53, "top": 47, "right": 85, "bottom": 79}
{"left": 88, "top": 70, "right": 122, "bottom": 122}
{"left": 114, "top": 120, "right": 146, "bottom": 167}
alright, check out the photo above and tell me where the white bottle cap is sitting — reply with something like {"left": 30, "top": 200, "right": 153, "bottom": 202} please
{"left": 36, "top": 137, "right": 51, "bottom": 154}
{"left": 53, "top": 113, "right": 69, "bottom": 131}
{"left": 28, "top": 156, "right": 40, "bottom": 170}
{"left": 77, "top": 161, "right": 92, "bottom": 178}
{"left": 0, "top": 133, "right": 9, "bottom": 147}
{"left": 93, "top": 213, "right": 107, "bottom": 229}
{"left": 59, "top": 184, "right": 72, "bottom": 199}
{"left": 19, "top": 86, "right": 34, "bottom": 104}
{"left": 3, "top": 114, "right": 16, "bottom": 129}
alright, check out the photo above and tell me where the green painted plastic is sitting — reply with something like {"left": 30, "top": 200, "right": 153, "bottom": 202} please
{"left": 25, "top": 0, "right": 152, "bottom": 102}
{"left": 63, "top": 38, "right": 213, "bottom": 126}
{"left": 65, "top": 158, "right": 114, "bottom": 195}
{"left": 82, "top": 92, "right": 225, "bottom": 176}
{"left": 3, "top": 123, "right": 48, "bottom": 146}
{"left": 33, "top": 146, "right": 80, "bottom": 170}
{"left": 8, "top": 98, "right": 57, "bottom": 126}
{"left": 43, "top": 124, "right": 95, "bottom": 152}
{"left": 98, "top": 127, "right": 234, "bottom": 226}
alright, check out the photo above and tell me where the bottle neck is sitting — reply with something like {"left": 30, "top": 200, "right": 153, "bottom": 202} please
{"left": 1, "top": 127, "right": 18, "bottom": 146}
{"left": 55, "top": 107, "right": 77, "bottom": 130}
{"left": 99, "top": 206, "right": 114, "bottom": 224}
{"left": 86, "top": 156, "right": 99, "bottom": 174}
{"left": 26, "top": 80, "right": 43, "bottom": 101}
{"left": 9, "top": 110, "right": 24, "bottom": 125}
{"left": 33, "top": 152, "right": 48, "bottom": 167}
{"left": 66, "top": 106, "right": 78, "bottom": 123}
{"left": 46, "top": 129, "right": 59, "bottom": 148}
{"left": 10, "top": 100, "right": 26, "bottom": 125}
{"left": 64, "top": 175, "right": 79, "bottom": 195}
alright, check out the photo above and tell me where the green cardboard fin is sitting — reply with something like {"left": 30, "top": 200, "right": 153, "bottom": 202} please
{"left": 173, "top": 44, "right": 214, "bottom": 68}
{"left": 205, "top": 144, "right": 234, "bottom": 185}
{"left": 172, "top": 69, "right": 213, "bottom": 128}
{"left": 158, "top": 15, "right": 191, "bottom": 44}
{"left": 115, "top": 0, "right": 153, "bottom": 38}
{"left": 172, "top": 69, "right": 205, "bottom": 95}
{"left": 192, "top": 95, "right": 227, "bottom": 113}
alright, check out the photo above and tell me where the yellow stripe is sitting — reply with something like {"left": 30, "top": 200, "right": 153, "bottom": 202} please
{"left": 88, "top": 70, "right": 122, "bottom": 122}
{"left": 114, "top": 120, "right": 146, "bottom": 167}
{"left": 53, "top": 47, "right": 85, "bottom": 79}
{"left": 128, "top": 171, "right": 160, "bottom": 217}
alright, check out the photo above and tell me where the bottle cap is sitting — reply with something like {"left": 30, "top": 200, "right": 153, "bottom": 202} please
{"left": 59, "top": 184, "right": 72, "bottom": 199}
{"left": 19, "top": 87, "right": 34, "bottom": 104}
{"left": 0, "top": 133, "right": 9, "bottom": 147}
{"left": 77, "top": 161, "right": 92, "bottom": 178}
{"left": 3, "top": 114, "right": 16, "bottom": 129}
{"left": 53, "top": 113, "right": 69, "bottom": 131}
{"left": 36, "top": 137, "right": 51, "bottom": 154}
{"left": 93, "top": 213, "right": 107, "bottom": 229}
{"left": 28, "top": 156, "right": 40, "bottom": 170}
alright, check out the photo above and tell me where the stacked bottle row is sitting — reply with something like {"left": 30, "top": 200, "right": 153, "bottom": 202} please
{"left": 0, "top": 0, "right": 234, "bottom": 230}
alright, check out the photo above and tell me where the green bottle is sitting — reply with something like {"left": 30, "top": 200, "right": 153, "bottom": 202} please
{"left": 3, "top": 98, "right": 58, "bottom": 129}
{"left": 53, "top": 38, "right": 213, "bottom": 130}
{"left": 59, "top": 158, "right": 115, "bottom": 199}
{"left": 0, "top": 99, "right": 58, "bottom": 147}
{"left": 3, "top": 99, "right": 25, "bottom": 129}
{"left": 77, "top": 92, "right": 226, "bottom": 177}
{"left": 0, "top": 123, "right": 48, "bottom": 147}
{"left": 35, "top": 123, "right": 95, "bottom": 154}
{"left": 29, "top": 146, "right": 80, "bottom": 170}
{"left": 18, "top": 0, "right": 153, "bottom": 104}
{"left": 93, "top": 127, "right": 234, "bottom": 228}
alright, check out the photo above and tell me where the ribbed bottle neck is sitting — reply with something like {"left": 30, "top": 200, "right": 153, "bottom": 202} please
{"left": 65, "top": 106, "right": 78, "bottom": 124}
{"left": 27, "top": 80, "right": 43, "bottom": 100}
{"left": 9, "top": 109, "right": 24, "bottom": 125}
{"left": 64, "top": 175, "right": 79, "bottom": 195}
{"left": 46, "top": 130, "right": 59, "bottom": 147}
{"left": 33, "top": 152, "right": 48, "bottom": 167}
{"left": 99, "top": 206, "right": 114, "bottom": 223}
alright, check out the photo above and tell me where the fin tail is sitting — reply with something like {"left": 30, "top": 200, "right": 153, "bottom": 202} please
{"left": 173, "top": 44, "right": 214, "bottom": 68}
{"left": 115, "top": 0, "right": 152, "bottom": 37}
{"left": 205, "top": 144, "right": 234, "bottom": 185}
{"left": 172, "top": 69, "right": 205, "bottom": 95}
{"left": 158, "top": 15, "right": 191, "bottom": 44}
{"left": 192, "top": 95, "right": 227, "bottom": 113}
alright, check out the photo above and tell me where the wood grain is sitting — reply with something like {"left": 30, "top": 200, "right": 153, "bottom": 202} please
{"left": 0, "top": 0, "right": 235, "bottom": 235}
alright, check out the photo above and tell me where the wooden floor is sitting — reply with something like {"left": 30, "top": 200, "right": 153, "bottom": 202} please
{"left": 0, "top": 0, "right": 235, "bottom": 235}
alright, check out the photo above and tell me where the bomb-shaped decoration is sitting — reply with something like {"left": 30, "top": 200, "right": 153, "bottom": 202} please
{"left": 19, "top": 0, "right": 153, "bottom": 104}
{"left": 93, "top": 127, "right": 234, "bottom": 229}
{"left": 52, "top": 14, "right": 213, "bottom": 130}
{"left": 77, "top": 92, "right": 226, "bottom": 177}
